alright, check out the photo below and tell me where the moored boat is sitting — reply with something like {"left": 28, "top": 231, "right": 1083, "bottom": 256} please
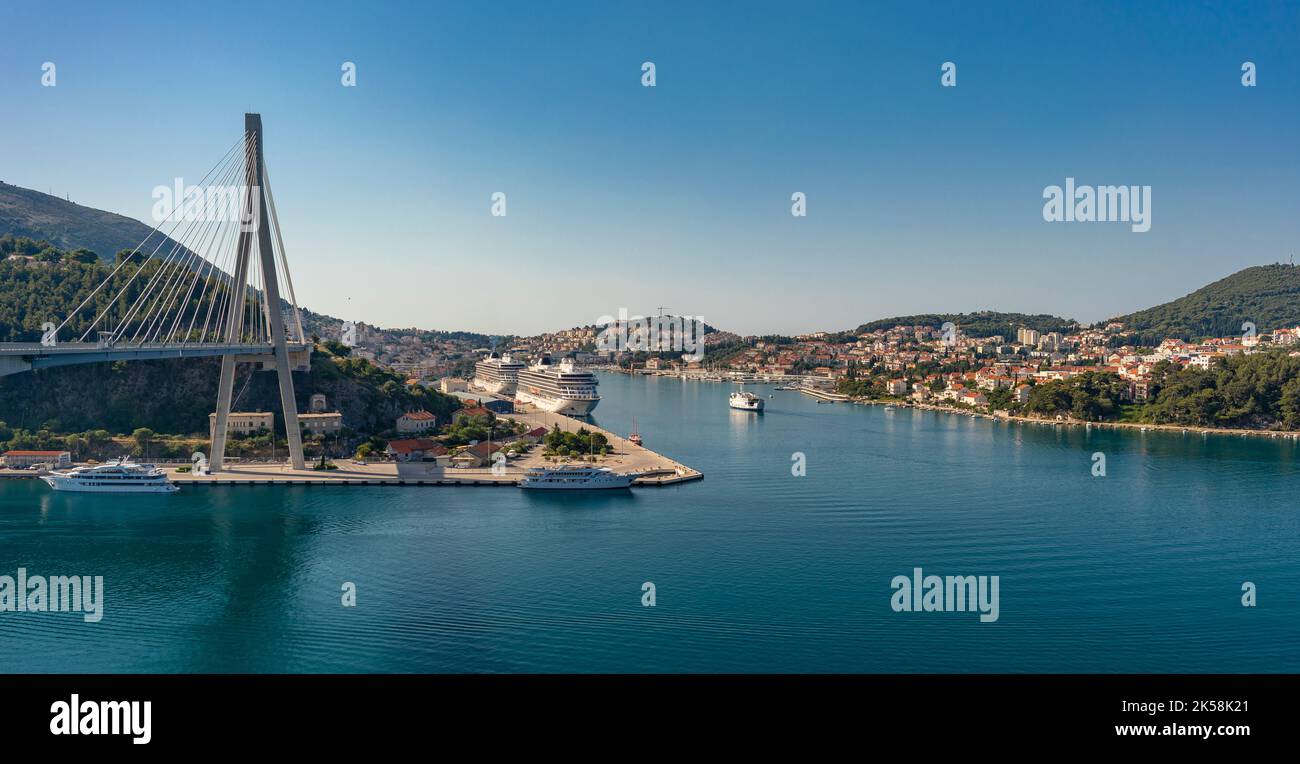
{"left": 41, "top": 458, "right": 178, "bottom": 494}
{"left": 471, "top": 351, "right": 526, "bottom": 395}
{"left": 515, "top": 356, "right": 601, "bottom": 416}
{"left": 519, "top": 465, "right": 634, "bottom": 490}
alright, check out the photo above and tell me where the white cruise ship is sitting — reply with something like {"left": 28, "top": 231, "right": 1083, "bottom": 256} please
{"left": 471, "top": 352, "right": 526, "bottom": 395}
{"left": 41, "top": 459, "right": 179, "bottom": 493}
{"left": 515, "top": 356, "right": 600, "bottom": 416}
{"left": 519, "top": 465, "right": 634, "bottom": 490}
{"left": 729, "top": 389, "right": 765, "bottom": 411}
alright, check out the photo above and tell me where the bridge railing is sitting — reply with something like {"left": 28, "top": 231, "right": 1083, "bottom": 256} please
{"left": 0, "top": 341, "right": 310, "bottom": 354}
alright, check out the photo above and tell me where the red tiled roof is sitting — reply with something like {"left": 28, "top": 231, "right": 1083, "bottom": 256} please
{"left": 386, "top": 438, "right": 446, "bottom": 456}
{"left": 400, "top": 410, "right": 436, "bottom": 420}
{"left": 461, "top": 441, "right": 499, "bottom": 458}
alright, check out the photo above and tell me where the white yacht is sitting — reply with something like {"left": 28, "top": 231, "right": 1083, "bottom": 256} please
{"left": 515, "top": 356, "right": 600, "bottom": 416}
{"left": 729, "top": 389, "right": 765, "bottom": 411}
{"left": 519, "top": 465, "right": 634, "bottom": 490}
{"left": 41, "top": 459, "right": 179, "bottom": 493}
{"left": 471, "top": 352, "right": 526, "bottom": 395}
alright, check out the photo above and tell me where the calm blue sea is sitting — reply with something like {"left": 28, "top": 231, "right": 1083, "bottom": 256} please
{"left": 1, "top": 372, "right": 1297, "bottom": 672}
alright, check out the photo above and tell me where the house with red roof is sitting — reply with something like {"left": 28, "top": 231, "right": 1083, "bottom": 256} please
{"left": 385, "top": 438, "right": 448, "bottom": 462}
{"left": 396, "top": 410, "right": 437, "bottom": 434}
{"left": 453, "top": 406, "right": 493, "bottom": 424}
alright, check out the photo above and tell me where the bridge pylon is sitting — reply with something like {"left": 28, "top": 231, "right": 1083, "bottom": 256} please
{"left": 209, "top": 114, "right": 306, "bottom": 471}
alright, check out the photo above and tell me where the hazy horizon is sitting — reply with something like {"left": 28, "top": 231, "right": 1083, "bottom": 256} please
{"left": 3, "top": 1, "right": 1297, "bottom": 335}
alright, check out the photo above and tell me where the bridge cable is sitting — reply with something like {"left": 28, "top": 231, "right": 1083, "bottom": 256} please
{"left": 120, "top": 153, "right": 244, "bottom": 345}
{"left": 171, "top": 200, "right": 241, "bottom": 344}
{"left": 131, "top": 135, "right": 252, "bottom": 345}
{"left": 57, "top": 135, "right": 244, "bottom": 339}
{"left": 262, "top": 162, "right": 305, "bottom": 343}
{"left": 77, "top": 141, "right": 247, "bottom": 342}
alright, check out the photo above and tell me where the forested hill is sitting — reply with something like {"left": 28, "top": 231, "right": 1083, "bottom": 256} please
{"left": 0, "top": 343, "right": 461, "bottom": 438}
{"left": 0, "top": 181, "right": 181, "bottom": 263}
{"left": 0, "top": 236, "right": 209, "bottom": 342}
{"left": 1108, "top": 264, "right": 1300, "bottom": 343}
{"left": 855, "top": 311, "right": 1076, "bottom": 338}
{"left": 0, "top": 239, "right": 460, "bottom": 437}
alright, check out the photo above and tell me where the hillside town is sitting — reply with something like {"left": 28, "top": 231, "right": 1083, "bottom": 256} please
{"left": 694, "top": 322, "right": 1300, "bottom": 407}
{"left": 313, "top": 309, "right": 1300, "bottom": 421}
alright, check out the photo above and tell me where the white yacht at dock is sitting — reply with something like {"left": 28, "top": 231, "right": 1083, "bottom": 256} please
{"left": 41, "top": 459, "right": 179, "bottom": 493}
{"left": 519, "top": 465, "right": 634, "bottom": 489}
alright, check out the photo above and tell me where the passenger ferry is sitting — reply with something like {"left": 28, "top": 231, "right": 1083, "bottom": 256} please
{"left": 41, "top": 459, "right": 179, "bottom": 493}
{"left": 515, "top": 356, "right": 601, "bottom": 416}
{"left": 471, "top": 352, "right": 526, "bottom": 396}
{"left": 729, "top": 389, "right": 765, "bottom": 411}
{"left": 519, "top": 465, "right": 634, "bottom": 490}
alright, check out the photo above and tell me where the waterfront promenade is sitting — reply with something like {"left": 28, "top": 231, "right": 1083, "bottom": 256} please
{"left": 1, "top": 407, "right": 702, "bottom": 488}
{"left": 513, "top": 405, "right": 701, "bottom": 484}
{"left": 162, "top": 405, "right": 701, "bottom": 487}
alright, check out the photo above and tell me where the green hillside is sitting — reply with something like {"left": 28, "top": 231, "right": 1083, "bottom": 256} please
{"left": 1108, "top": 264, "right": 1300, "bottom": 344}
{"left": 855, "top": 311, "right": 1076, "bottom": 338}
{"left": 0, "top": 181, "right": 184, "bottom": 263}
{"left": 0, "top": 343, "right": 460, "bottom": 437}
{"left": 0, "top": 238, "right": 460, "bottom": 441}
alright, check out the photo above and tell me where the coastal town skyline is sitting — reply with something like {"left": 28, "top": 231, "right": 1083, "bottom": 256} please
{"left": 3, "top": 2, "right": 1298, "bottom": 335}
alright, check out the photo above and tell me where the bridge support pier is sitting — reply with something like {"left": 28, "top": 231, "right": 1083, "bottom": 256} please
{"left": 209, "top": 113, "right": 306, "bottom": 472}
{"left": 209, "top": 355, "right": 240, "bottom": 472}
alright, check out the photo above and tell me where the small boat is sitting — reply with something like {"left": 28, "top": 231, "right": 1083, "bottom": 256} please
{"left": 519, "top": 465, "right": 634, "bottom": 490}
{"left": 729, "top": 384, "right": 765, "bottom": 411}
{"left": 41, "top": 458, "right": 178, "bottom": 493}
{"left": 629, "top": 416, "right": 643, "bottom": 446}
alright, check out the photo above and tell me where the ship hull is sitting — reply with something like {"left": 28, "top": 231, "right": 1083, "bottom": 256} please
{"left": 516, "top": 390, "right": 600, "bottom": 416}
{"left": 519, "top": 476, "right": 633, "bottom": 490}
{"left": 519, "top": 469, "right": 634, "bottom": 489}
{"left": 470, "top": 377, "right": 517, "bottom": 396}
{"left": 41, "top": 476, "right": 178, "bottom": 493}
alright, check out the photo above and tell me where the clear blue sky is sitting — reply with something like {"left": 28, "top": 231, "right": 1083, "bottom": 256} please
{"left": 2, "top": 1, "right": 1297, "bottom": 335}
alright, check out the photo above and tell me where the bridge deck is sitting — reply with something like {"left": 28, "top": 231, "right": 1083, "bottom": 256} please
{"left": 0, "top": 342, "right": 312, "bottom": 375}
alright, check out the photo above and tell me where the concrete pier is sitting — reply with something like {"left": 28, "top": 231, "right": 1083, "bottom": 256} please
{"left": 513, "top": 407, "right": 702, "bottom": 486}
{"left": 163, "top": 405, "right": 702, "bottom": 487}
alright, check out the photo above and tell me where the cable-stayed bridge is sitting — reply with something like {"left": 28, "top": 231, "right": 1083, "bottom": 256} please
{"left": 0, "top": 114, "right": 310, "bottom": 470}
